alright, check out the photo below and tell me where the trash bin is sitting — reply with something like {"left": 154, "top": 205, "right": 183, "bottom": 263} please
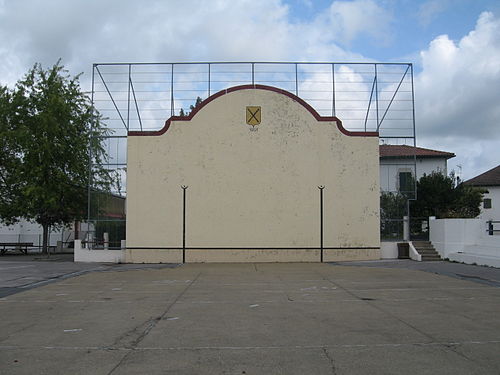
{"left": 397, "top": 242, "right": 409, "bottom": 259}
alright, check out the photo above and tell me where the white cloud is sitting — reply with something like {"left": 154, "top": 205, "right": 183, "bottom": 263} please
{"left": 416, "top": 11, "right": 500, "bottom": 178}
{"left": 323, "top": 0, "right": 393, "bottom": 46}
{"left": 1, "top": 1, "right": 498, "bottom": 179}
{"left": 0, "top": 0, "right": 384, "bottom": 89}
{"left": 416, "top": 11, "right": 500, "bottom": 139}
{"left": 417, "top": 0, "right": 450, "bottom": 27}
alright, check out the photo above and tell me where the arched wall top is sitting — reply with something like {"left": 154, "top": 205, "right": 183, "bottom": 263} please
{"left": 128, "top": 84, "right": 379, "bottom": 137}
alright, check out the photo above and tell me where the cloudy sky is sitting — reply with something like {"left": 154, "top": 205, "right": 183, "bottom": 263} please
{"left": 1, "top": 0, "right": 499, "bottom": 180}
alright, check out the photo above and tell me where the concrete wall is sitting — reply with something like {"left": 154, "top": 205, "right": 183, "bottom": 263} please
{"left": 77, "top": 247, "right": 382, "bottom": 264}
{"left": 380, "top": 241, "right": 398, "bottom": 259}
{"left": 126, "top": 85, "right": 380, "bottom": 263}
{"left": 430, "top": 218, "right": 500, "bottom": 267}
{"left": 74, "top": 240, "right": 126, "bottom": 263}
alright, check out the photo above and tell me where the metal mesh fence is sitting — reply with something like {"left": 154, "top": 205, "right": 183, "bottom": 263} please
{"left": 90, "top": 62, "right": 417, "bottom": 244}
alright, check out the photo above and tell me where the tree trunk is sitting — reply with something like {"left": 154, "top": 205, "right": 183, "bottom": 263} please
{"left": 42, "top": 222, "right": 49, "bottom": 255}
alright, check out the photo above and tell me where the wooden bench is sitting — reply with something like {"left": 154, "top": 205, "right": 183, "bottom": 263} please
{"left": 0, "top": 242, "right": 34, "bottom": 255}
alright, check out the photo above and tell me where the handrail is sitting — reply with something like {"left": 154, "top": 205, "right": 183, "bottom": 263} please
{"left": 486, "top": 220, "right": 500, "bottom": 235}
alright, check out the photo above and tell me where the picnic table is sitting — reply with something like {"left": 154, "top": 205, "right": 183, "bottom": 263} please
{"left": 0, "top": 242, "right": 34, "bottom": 255}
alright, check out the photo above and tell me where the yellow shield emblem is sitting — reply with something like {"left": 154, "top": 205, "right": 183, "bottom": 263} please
{"left": 246, "top": 106, "right": 261, "bottom": 127}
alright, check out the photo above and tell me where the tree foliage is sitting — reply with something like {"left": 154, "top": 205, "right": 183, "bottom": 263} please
{"left": 189, "top": 96, "right": 203, "bottom": 113}
{"left": 179, "top": 96, "right": 203, "bottom": 117}
{"left": 411, "top": 172, "right": 485, "bottom": 218}
{"left": 380, "top": 191, "right": 407, "bottom": 239}
{"left": 380, "top": 191, "right": 407, "bottom": 223}
{"left": 0, "top": 61, "right": 115, "bottom": 252}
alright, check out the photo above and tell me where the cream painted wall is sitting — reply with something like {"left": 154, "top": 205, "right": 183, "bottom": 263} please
{"left": 126, "top": 87, "right": 380, "bottom": 262}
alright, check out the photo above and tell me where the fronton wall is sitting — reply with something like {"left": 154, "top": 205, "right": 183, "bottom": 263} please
{"left": 126, "top": 85, "right": 380, "bottom": 263}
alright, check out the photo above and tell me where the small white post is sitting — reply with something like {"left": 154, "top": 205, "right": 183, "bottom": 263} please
{"left": 74, "top": 239, "right": 82, "bottom": 262}
{"left": 403, "top": 216, "right": 410, "bottom": 241}
{"left": 121, "top": 240, "right": 126, "bottom": 250}
{"left": 103, "top": 232, "right": 109, "bottom": 250}
{"left": 88, "top": 232, "right": 94, "bottom": 249}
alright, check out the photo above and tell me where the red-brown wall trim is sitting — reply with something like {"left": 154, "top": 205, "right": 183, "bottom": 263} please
{"left": 127, "top": 84, "right": 379, "bottom": 137}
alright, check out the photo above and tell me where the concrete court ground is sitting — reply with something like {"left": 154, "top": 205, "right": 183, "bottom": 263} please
{"left": 0, "top": 262, "right": 499, "bottom": 374}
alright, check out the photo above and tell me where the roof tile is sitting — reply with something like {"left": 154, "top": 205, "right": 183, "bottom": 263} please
{"left": 463, "top": 165, "right": 500, "bottom": 186}
{"left": 379, "top": 145, "right": 455, "bottom": 159}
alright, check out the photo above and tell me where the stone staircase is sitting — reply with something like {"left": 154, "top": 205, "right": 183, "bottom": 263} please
{"left": 412, "top": 241, "right": 441, "bottom": 261}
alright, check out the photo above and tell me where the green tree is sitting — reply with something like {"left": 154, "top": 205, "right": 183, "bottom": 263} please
{"left": 411, "top": 172, "right": 485, "bottom": 218}
{"left": 449, "top": 183, "right": 485, "bottom": 218}
{"left": 380, "top": 191, "right": 408, "bottom": 239}
{"left": 0, "top": 61, "right": 115, "bottom": 254}
{"left": 179, "top": 96, "right": 203, "bottom": 117}
{"left": 189, "top": 96, "right": 203, "bottom": 113}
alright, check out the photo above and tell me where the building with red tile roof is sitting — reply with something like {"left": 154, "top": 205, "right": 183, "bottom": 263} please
{"left": 464, "top": 165, "right": 500, "bottom": 221}
{"left": 379, "top": 144, "right": 455, "bottom": 193}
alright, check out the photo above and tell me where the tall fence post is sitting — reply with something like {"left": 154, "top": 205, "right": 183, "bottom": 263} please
{"left": 181, "top": 185, "right": 188, "bottom": 263}
{"left": 319, "top": 186, "right": 325, "bottom": 263}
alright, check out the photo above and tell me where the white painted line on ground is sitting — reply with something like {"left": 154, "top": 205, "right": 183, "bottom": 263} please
{"left": 1, "top": 340, "right": 500, "bottom": 352}
{"left": 0, "top": 265, "right": 35, "bottom": 270}
{"left": 152, "top": 280, "right": 192, "bottom": 284}
{"left": 0, "top": 296, "right": 496, "bottom": 304}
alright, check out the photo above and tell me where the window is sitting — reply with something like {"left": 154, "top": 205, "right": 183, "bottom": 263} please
{"left": 399, "top": 171, "right": 413, "bottom": 193}
{"left": 483, "top": 198, "right": 492, "bottom": 209}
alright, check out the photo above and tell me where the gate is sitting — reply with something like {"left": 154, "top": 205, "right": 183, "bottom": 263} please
{"left": 410, "top": 217, "right": 429, "bottom": 241}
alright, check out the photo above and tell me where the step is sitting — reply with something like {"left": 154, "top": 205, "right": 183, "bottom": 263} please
{"left": 418, "top": 248, "right": 439, "bottom": 253}
{"left": 416, "top": 247, "right": 437, "bottom": 251}
{"left": 414, "top": 244, "right": 436, "bottom": 249}
{"left": 419, "top": 251, "right": 439, "bottom": 256}
{"left": 412, "top": 240, "right": 441, "bottom": 260}
{"left": 422, "top": 256, "right": 441, "bottom": 261}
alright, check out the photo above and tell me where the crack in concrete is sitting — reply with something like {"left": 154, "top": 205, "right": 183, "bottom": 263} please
{"left": 106, "top": 351, "right": 130, "bottom": 375}
{"left": 0, "top": 322, "right": 37, "bottom": 344}
{"left": 317, "top": 271, "right": 437, "bottom": 343}
{"left": 107, "top": 272, "right": 201, "bottom": 374}
{"left": 444, "top": 343, "right": 496, "bottom": 372}
{"left": 322, "top": 347, "right": 337, "bottom": 374}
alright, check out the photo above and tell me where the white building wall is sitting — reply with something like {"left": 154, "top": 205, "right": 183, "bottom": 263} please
{"left": 477, "top": 186, "right": 500, "bottom": 222}
{"left": 0, "top": 219, "right": 72, "bottom": 247}
{"left": 380, "top": 157, "right": 448, "bottom": 192}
